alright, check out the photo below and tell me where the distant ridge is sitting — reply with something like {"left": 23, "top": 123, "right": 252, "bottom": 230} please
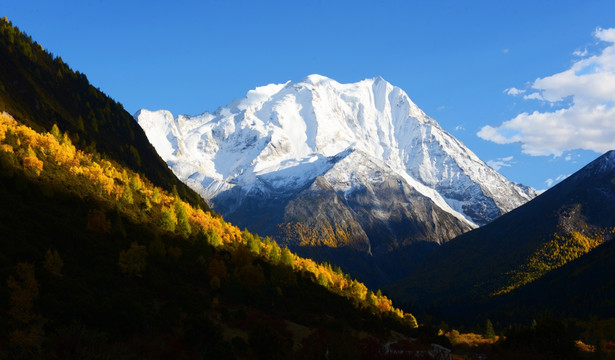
{"left": 388, "top": 150, "right": 615, "bottom": 322}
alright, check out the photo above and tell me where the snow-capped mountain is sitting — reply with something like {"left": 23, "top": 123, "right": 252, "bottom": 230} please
{"left": 136, "top": 75, "right": 535, "bottom": 255}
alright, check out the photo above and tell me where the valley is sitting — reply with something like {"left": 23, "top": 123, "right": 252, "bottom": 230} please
{"left": 1, "top": 14, "right": 615, "bottom": 359}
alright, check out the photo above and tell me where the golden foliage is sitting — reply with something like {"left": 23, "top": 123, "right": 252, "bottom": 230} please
{"left": 22, "top": 155, "right": 43, "bottom": 175}
{"left": 493, "top": 229, "right": 610, "bottom": 295}
{"left": 280, "top": 221, "right": 354, "bottom": 247}
{"left": 446, "top": 331, "right": 498, "bottom": 347}
{"left": 0, "top": 111, "right": 415, "bottom": 325}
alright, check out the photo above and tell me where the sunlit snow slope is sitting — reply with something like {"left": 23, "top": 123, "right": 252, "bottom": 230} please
{"left": 136, "top": 75, "right": 535, "bottom": 253}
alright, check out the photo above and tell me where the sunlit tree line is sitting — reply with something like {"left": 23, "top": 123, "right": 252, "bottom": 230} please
{"left": 0, "top": 111, "right": 417, "bottom": 329}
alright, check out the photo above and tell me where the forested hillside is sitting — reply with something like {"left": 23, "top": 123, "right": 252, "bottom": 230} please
{"left": 0, "top": 111, "right": 423, "bottom": 358}
{"left": 0, "top": 17, "right": 206, "bottom": 210}
{"left": 388, "top": 150, "right": 615, "bottom": 323}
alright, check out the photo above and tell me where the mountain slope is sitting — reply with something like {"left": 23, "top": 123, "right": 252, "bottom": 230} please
{"left": 388, "top": 150, "right": 615, "bottom": 318}
{"left": 0, "top": 18, "right": 206, "bottom": 209}
{"left": 136, "top": 75, "right": 534, "bottom": 257}
{"left": 0, "top": 110, "right": 423, "bottom": 358}
{"left": 483, "top": 233, "right": 615, "bottom": 323}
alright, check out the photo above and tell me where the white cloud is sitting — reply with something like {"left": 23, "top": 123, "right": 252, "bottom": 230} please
{"left": 454, "top": 125, "right": 465, "bottom": 131}
{"left": 545, "top": 173, "right": 570, "bottom": 187}
{"left": 504, "top": 87, "right": 525, "bottom": 96}
{"left": 479, "top": 27, "right": 615, "bottom": 157}
{"left": 522, "top": 92, "right": 543, "bottom": 100}
{"left": 573, "top": 48, "right": 588, "bottom": 57}
{"left": 487, "top": 156, "right": 514, "bottom": 171}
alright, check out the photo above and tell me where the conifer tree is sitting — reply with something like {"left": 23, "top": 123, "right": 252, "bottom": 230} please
{"left": 280, "top": 246, "right": 294, "bottom": 268}
{"left": 61, "top": 132, "right": 72, "bottom": 146}
{"left": 174, "top": 197, "right": 191, "bottom": 239}
{"left": 152, "top": 187, "right": 162, "bottom": 204}
{"left": 158, "top": 207, "right": 176, "bottom": 233}
{"left": 484, "top": 319, "right": 496, "bottom": 339}
{"left": 317, "top": 273, "right": 329, "bottom": 287}
{"left": 268, "top": 241, "right": 281, "bottom": 263}
{"left": 50, "top": 123, "right": 61, "bottom": 141}
{"left": 244, "top": 230, "right": 260, "bottom": 254}
{"left": 121, "top": 185, "right": 133, "bottom": 205}
{"left": 209, "top": 228, "right": 222, "bottom": 247}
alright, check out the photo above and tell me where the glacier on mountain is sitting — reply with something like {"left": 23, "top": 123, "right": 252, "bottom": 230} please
{"left": 136, "top": 75, "right": 534, "bottom": 231}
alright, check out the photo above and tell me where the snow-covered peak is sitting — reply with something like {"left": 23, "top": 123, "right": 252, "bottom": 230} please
{"left": 301, "top": 73, "right": 335, "bottom": 85}
{"left": 136, "top": 75, "right": 535, "bottom": 226}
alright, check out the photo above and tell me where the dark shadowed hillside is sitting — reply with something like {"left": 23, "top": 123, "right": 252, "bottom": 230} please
{"left": 0, "top": 111, "right": 421, "bottom": 358}
{"left": 388, "top": 150, "right": 615, "bottom": 322}
{"left": 0, "top": 17, "right": 207, "bottom": 209}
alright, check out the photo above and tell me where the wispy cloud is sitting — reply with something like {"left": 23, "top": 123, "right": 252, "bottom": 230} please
{"left": 454, "top": 125, "right": 465, "bottom": 131}
{"left": 479, "top": 27, "right": 615, "bottom": 157}
{"left": 522, "top": 92, "right": 543, "bottom": 100}
{"left": 487, "top": 156, "right": 514, "bottom": 171}
{"left": 573, "top": 48, "right": 588, "bottom": 57}
{"left": 504, "top": 87, "right": 525, "bottom": 96}
{"left": 545, "top": 174, "right": 570, "bottom": 187}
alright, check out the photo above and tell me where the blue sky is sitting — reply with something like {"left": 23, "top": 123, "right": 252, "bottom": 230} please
{"left": 3, "top": 1, "right": 615, "bottom": 190}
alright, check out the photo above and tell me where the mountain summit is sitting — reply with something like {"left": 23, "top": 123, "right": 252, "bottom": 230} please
{"left": 136, "top": 75, "right": 534, "bottom": 281}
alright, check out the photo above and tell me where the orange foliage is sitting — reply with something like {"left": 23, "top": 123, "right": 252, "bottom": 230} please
{"left": 22, "top": 155, "right": 43, "bottom": 175}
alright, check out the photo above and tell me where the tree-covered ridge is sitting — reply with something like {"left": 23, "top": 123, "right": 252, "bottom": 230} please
{"left": 0, "top": 111, "right": 419, "bottom": 357}
{"left": 492, "top": 229, "right": 611, "bottom": 296}
{"left": 0, "top": 17, "right": 207, "bottom": 210}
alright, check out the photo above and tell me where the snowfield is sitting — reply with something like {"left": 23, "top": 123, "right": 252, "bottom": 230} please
{"left": 136, "top": 75, "right": 535, "bottom": 227}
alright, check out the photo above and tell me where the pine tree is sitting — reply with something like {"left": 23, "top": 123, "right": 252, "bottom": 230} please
{"left": 152, "top": 187, "right": 162, "bottom": 204}
{"left": 50, "top": 123, "right": 61, "bottom": 141}
{"left": 209, "top": 228, "right": 222, "bottom": 247}
{"left": 317, "top": 273, "right": 329, "bottom": 287}
{"left": 268, "top": 241, "right": 281, "bottom": 263}
{"left": 158, "top": 207, "right": 176, "bottom": 233}
{"left": 484, "top": 319, "right": 496, "bottom": 339}
{"left": 280, "top": 246, "right": 294, "bottom": 268}
{"left": 174, "top": 197, "right": 191, "bottom": 239}
{"left": 246, "top": 233, "right": 260, "bottom": 255}
{"left": 121, "top": 185, "right": 133, "bottom": 205}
